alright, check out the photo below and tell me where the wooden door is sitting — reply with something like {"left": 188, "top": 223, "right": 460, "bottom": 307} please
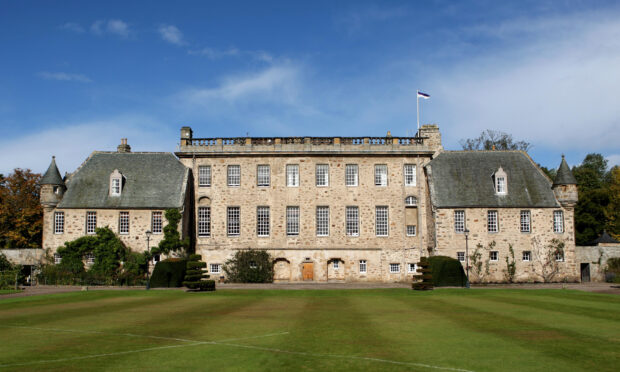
{"left": 581, "top": 263, "right": 590, "bottom": 283}
{"left": 302, "top": 263, "right": 314, "bottom": 281}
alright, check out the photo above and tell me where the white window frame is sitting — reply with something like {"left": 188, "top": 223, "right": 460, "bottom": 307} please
{"left": 151, "top": 211, "right": 163, "bottom": 234}
{"left": 496, "top": 176, "right": 506, "bottom": 194}
{"left": 375, "top": 206, "right": 389, "bottom": 237}
{"left": 286, "top": 164, "right": 299, "bottom": 187}
{"left": 555, "top": 251, "right": 564, "bottom": 262}
{"left": 520, "top": 210, "right": 531, "bottom": 233}
{"left": 457, "top": 252, "right": 465, "bottom": 262}
{"left": 257, "top": 206, "right": 270, "bottom": 237}
{"left": 487, "top": 210, "right": 498, "bottom": 233}
{"left": 119, "top": 211, "right": 129, "bottom": 235}
{"left": 257, "top": 165, "right": 270, "bottom": 187}
{"left": 454, "top": 210, "right": 465, "bottom": 233}
{"left": 359, "top": 259, "right": 367, "bottom": 274}
{"left": 198, "top": 165, "right": 211, "bottom": 187}
{"left": 227, "top": 207, "right": 240, "bottom": 236}
{"left": 522, "top": 251, "right": 531, "bottom": 262}
{"left": 389, "top": 263, "right": 400, "bottom": 273}
{"left": 408, "top": 263, "right": 418, "bottom": 273}
{"left": 210, "top": 263, "right": 222, "bottom": 274}
{"left": 345, "top": 164, "right": 358, "bottom": 187}
{"left": 198, "top": 206, "right": 211, "bottom": 237}
{"left": 490, "top": 251, "right": 499, "bottom": 262}
{"left": 553, "top": 210, "right": 564, "bottom": 233}
{"left": 54, "top": 253, "right": 62, "bottom": 264}
{"left": 374, "top": 164, "right": 388, "bottom": 186}
{"left": 406, "top": 225, "right": 416, "bottom": 236}
{"left": 316, "top": 164, "right": 329, "bottom": 187}
{"left": 111, "top": 178, "right": 121, "bottom": 195}
{"left": 405, "top": 196, "right": 417, "bottom": 206}
{"left": 85, "top": 253, "right": 95, "bottom": 264}
{"left": 404, "top": 164, "right": 416, "bottom": 186}
{"left": 286, "top": 206, "right": 299, "bottom": 236}
{"left": 54, "top": 212, "right": 64, "bottom": 234}
{"left": 86, "top": 211, "right": 97, "bottom": 235}
{"left": 333, "top": 260, "right": 339, "bottom": 270}
{"left": 346, "top": 206, "right": 359, "bottom": 237}
{"left": 227, "top": 165, "right": 241, "bottom": 187}
{"left": 316, "top": 206, "right": 329, "bottom": 236}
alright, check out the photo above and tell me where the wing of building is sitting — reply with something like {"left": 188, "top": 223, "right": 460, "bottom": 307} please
{"left": 40, "top": 127, "right": 580, "bottom": 283}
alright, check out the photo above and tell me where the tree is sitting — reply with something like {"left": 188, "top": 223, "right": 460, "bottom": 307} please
{"left": 605, "top": 166, "right": 620, "bottom": 240}
{"left": 224, "top": 250, "right": 274, "bottom": 283}
{"left": 0, "top": 169, "right": 43, "bottom": 248}
{"left": 460, "top": 130, "right": 531, "bottom": 151}
{"left": 153, "top": 209, "right": 189, "bottom": 255}
{"left": 531, "top": 237, "right": 565, "bottom": 282}
{"left": 183, "top": 254, "right": 215, "bottom": 291}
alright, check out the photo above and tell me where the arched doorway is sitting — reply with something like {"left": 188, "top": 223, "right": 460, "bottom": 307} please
{"left": 327, "top": 258, "right": 345, "bottom": 282}
{"left": 273, "top": 258, "right": 291, "bottom": 282}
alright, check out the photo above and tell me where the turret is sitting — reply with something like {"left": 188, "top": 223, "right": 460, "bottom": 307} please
{"left": 40, "top": 156, "right": 66, "bottom": 209}
{"left": 552, "top": 155, "right": 578, "bottom": 207}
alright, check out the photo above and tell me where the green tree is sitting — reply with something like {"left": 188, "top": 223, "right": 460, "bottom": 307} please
{"left": 0, "top": 169, "right": 43, "bottom": 248}
{"left": 224, "top": 250, "right": 273, "bottom": 283}
{"left": 460, "top": 130, "right": 530, "bottom": 151}
{"left": 605, "top": 167, "right": 620, "bottom": 240}
{"left": 153, "top": 209, "right": 189, "bottom": 255}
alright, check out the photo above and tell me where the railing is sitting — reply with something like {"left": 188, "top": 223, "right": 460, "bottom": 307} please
{"left": 185, "top": 136, "right": 426, "bottom": 147}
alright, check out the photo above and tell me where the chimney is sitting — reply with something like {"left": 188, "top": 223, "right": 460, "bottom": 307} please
{"left": 117, "top": 138, "right": 131, "bottom": 153}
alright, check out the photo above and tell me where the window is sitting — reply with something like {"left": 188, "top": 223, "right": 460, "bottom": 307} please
{"left": 316, "top": 206, "right": 329, "bottom": 236}
{"left": 359, "top": 260, "right": 367, "bottom": 273}
{"left": 227, "top": 207, "right": 240, "bottom": 236}
{"left": 249, "top": 261, "right": 257, "bottom": 269}
{"left": 152, "top": 254, "right": 161, "bottom": 264}
{"left": 152, "top": 212, "right": 163, "bottom": 234}
{"left": 490, "top": 251, "right": 499, "bottom": 261}
{"left": 111, "top": 178, "right": 121, "bottom": 195}
{"left": 198, "top": 166, "right": 211, "bottom": 187}
{"left": 554, "top": 210, "right": 564, "bottom": 233}
{"left": 375, "top": 206, "right": 388, "bottom": 236}
{"left": 496, "top": 176, "right": 506, "bottom": 194}
{"left": 454, "top": 210, "right": 465, "bottom": 233}
{"left": 390, "top": 263, "right": 400, "bottom": 273}
{"left": 257, "top": 206, "right": 270, "bottom": 237}
{"left": 346, "top": 206, "right": 359, "bottom": 236}
{"left": 523, "top": 251, "right": 531, "bottom": 261}
{"left": 520, "top": 210, "right": 531, "bottom": 233}
{"left": 374, "top": 164, "right": 388, "bottom": 186}
{"left": 345, "top": 164, "right": 358, "bottom": 186}
{"left": 286, "top": 164, "right": 299, "bottom": 187}
{"left": 85, "top": 253, "right": 95, "bottom": 264}
{"left": 54, "top": 253, "right": 62, "bottom": 264}
{"left": 198, "top": 207, "right": 211, "bottom": 237}
{"left": 210, "top": 263, "right": 222, "bottom": 274}
{"left": 487, "top": 210, "right": 498, "bottom": 233}
{"left": 457, "top": 252, "right": 465, "bottom": 262}
{"left": 405, "top": 196, "right": 417, "bottom": 206}
{"left": 555, "top": 251, "right": 564, "bottom": 262}
{"left": 494, "top": 167, "right": 507, "bottom": 195}
{"left": 316, "top": 164, "right": 329, "bottom": 186}
{"left": 286, "top": 206, "right": 299, "bottom": 236}
{"left": 257, "top": 165, "right": 270, "bottom": 187}
{"left": 227, "top": 165, "right": 240, "bottom": 186}
{"left": 119, "top": 211, "right": 129, "bottom": 235}
{"left": 333, "top": 260, "right": 339, "bottom": 270}
{"left": 86, "top": 211, "right": 97, "bottom": 234}
{"left": 408, "top": 263, "right": 418, "bottom": 273}
{"left": 404, "top": 164, "right": 416, "bottom": 186}
{"left": 406, "top": 225, "right": 416, "bottom": 236}
{"left": 54, "top": 212, "right": 64, "bottom": 234}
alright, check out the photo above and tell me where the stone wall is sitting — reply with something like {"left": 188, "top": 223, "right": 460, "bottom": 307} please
{"left": 433, "top": 207, "right": 579, "bottom": 282}
{"left": 575, "top": 244, "right": 620, "bottom": 282}
{"left": 0, "top": 249, "right": 44, "bottom": 266}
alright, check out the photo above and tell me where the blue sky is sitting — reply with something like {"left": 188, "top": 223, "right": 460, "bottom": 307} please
{"left": 2, "top": 0, "right": 620, "bottom": 175}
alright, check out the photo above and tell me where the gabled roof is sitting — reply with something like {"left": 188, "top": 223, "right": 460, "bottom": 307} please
{"left": 426, "top": 151, "right": 559, "bottom": 208}
{"left": 553, "top": 155, "right": 577, "bottom": 186}
{"left": 58, "top": 152, "right": 188, "bottom": 209}
{"left": 589, "top": 231, "right": 620, "bottom": 245}
{"left": 40, "top": 156, "right": 64, "bottom": 185}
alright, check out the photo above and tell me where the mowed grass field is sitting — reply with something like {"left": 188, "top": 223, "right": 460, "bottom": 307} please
{"left": 0, "top": 289, "right": 618, "bottom": 372}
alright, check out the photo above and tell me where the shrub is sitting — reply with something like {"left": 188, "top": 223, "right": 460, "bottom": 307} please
{"left": 153, "top": 209, "right": 189, "bottom": 255}
{"left": 428, "top": 256, "right": 467, "bottom": 287}
{"left": 605, "top": 257, "right": 620, "bottom": 283}
{"left": 412, "top": 257, "right": 433, "bottom": 290}
{"left": 183, "top": 254, "right": 215, "bottom": 291}
{"left": 149, "top": 259, "right": 187, "bottom": 288}
{"left": 224, "top": 250, "right": 273, "bottom": 283}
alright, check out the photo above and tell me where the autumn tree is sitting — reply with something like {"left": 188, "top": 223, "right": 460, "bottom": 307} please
{"left": 604, "top": 166, "right": 620, "bottom": 240}
{"left": 0, "top": 169, "right": 43, "bottom": 248}
{"left": 460, "top": 130, "right": 531, "bottom": 152}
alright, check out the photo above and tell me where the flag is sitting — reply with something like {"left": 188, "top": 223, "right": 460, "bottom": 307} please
{"left": 417, "top": 91, "right": 430, "bottom": 99}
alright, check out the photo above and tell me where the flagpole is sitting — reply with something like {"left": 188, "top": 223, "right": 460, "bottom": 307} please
{"left": 416, "top": 89, "right": 420, "bottom": 132}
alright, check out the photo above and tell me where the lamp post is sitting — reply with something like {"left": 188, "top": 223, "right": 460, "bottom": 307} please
{"left": 145, "top": 230, "right": 152, "bottom": 290}
{"left": 464, "top": 228, "right": 470, "bottom": 289}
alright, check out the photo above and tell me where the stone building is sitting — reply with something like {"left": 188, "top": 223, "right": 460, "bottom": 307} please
{"left": 40, "top": 139, "right": 191, "bottom": 264}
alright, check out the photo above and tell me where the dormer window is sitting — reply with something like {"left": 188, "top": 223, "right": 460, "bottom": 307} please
{"left": 110, "top": 169, "right": 123, "bottom": 196}
{"left": 494, "top": 167, "right": 507, "bottom": 195}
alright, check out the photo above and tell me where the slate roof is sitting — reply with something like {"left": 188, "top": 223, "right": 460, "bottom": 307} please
{"left": 58, "top": 152, "right": 188, "bottom": 209}
{"left": 553, "top": 155, "right": 577, "bottom": 186}
{"left": 40, "top": 156, "right": 64, "bottom": 185}
{"left": 589, "top": 231, "right": 620, "bottom": 245}
{"left": 426, "top": 151, "right": 559, "bottom": 208}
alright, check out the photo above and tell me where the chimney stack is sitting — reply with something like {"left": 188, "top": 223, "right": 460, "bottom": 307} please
{"left": 117, "top": 138, "right": 131, "bottom": 153}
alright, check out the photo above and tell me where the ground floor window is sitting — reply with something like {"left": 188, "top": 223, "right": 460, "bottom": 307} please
{"left": 522, "top": 251, "right": 531, "bottom": 261}
{"left": 210, "top": 263, "right": 222, "bottom": 274}
{"left": 84, "top": 253, "right": 95, "bottom": 264}
{"left": 408, "top": 263, "right": 417, "bottom": 273}
{"left": 490, "top": 251, "right": 499, "bottom": 261}
{"left": 555, "top": 251, "right": 564, "bottom": 262}
{"left": 406, "top": 225, "right": 416, "bottom": 236}
{"left": 389, "top": 263, "right": 400, "bottom": 273}
{"left": 457, "top": 252, "right": 465, "bottom": 262}
{"left": 359, "top": 260, "right": 367, "bottom": 273}
{"left": 333, "top": 261, "right": 339, "bottom": 270}
{"left": 54, "top": 253, "right": 62, "bottom": 264}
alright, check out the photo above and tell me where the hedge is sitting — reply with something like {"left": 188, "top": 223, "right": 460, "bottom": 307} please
{"left": 149, "top": 259, "right": 187, "bottom": 288}
{"left": 428, "top": 255, "right": 467, "bottom": 287}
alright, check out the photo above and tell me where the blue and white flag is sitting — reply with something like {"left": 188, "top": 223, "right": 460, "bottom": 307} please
{"left": 417, "top": 91, "right": 430, "bottom": 99}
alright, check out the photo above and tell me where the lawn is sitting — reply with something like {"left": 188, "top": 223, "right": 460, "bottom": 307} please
{"left": 0, "top": 289, "right": 618, "bottom": 372}
{"left": 0, "top": 290, "right": 20, "bottom": 295}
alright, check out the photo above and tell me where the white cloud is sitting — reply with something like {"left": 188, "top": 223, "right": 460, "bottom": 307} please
{"left": 37, "top": 72, "right": 92, "bottom": 83}
{"left": 188, "top": 47, "right": 272, "bottom": 62}
{"left": 336, "top": 5, "right": 408, "bottom": 35}
{"left": 59, "top": 22, "right": 84, "bottom": 33}
{"left": 91, "top": 19, "right": 131, "bottom": 38}
{"left": 158, "top": 24, "right": 185, "bottom": 45}
{"left": 607, "top": 154, "right": 620, "bottom": 168}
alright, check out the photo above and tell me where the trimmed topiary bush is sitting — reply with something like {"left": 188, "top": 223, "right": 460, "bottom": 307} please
{"left": 149, "top": 258, "right": 187, "bottom": 288}
{"left": 428, "top": 255, "right": 467, "bottom": 287}
{"left": 183, "top": 254, "right": 215, "bottom": 291}
{"left": 412, "top": 257, "right": 433, "bottom": 290}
